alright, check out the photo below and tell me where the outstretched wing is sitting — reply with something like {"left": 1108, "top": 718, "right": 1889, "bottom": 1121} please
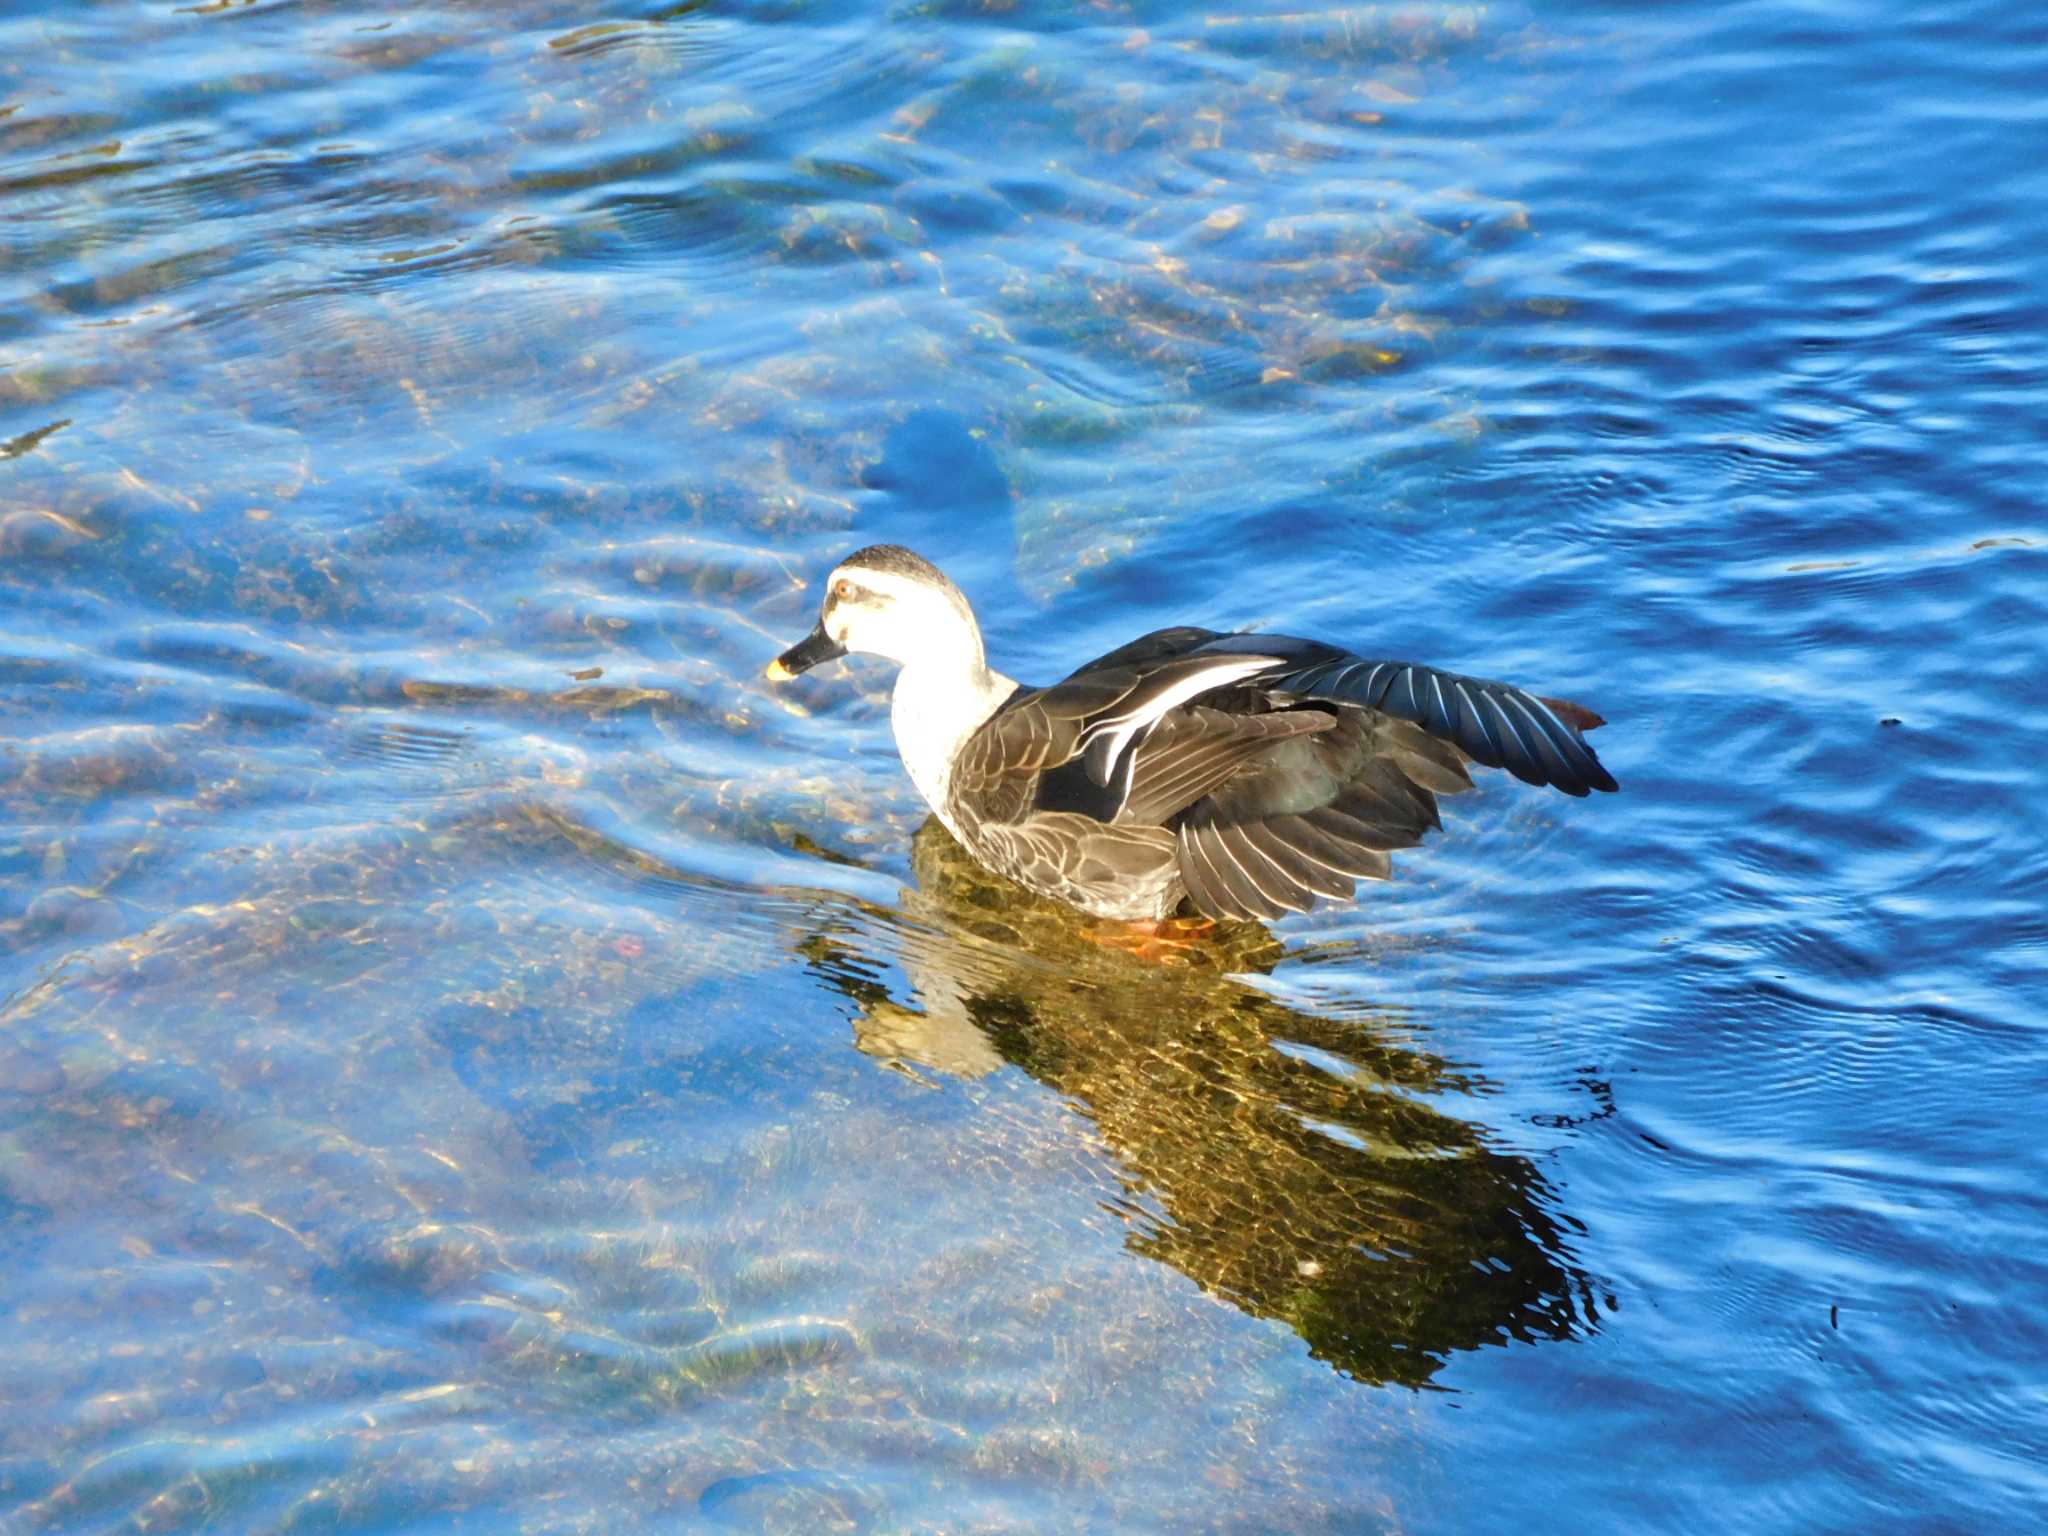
{"left": 951, "top": 626, "right": 1618, "bottom": 923}
{"left": 1165, "top": 636, "right": 1617, "bottom": 920}
{"left": 1204, "top": 638, "right": 1617, "bottom": 796}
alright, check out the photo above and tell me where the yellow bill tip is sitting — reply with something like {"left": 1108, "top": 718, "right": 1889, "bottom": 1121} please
{"left": 763, "top": 658, "right": 794, "bottom": 682}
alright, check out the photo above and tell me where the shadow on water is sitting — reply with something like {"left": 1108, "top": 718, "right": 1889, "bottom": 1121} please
{"left": 799, "top": 821, "right": 1606, "bottom": 1390}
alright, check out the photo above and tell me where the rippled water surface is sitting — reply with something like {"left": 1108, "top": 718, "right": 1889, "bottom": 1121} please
{"left": 4, "top": 0, "right": 2044, "bottom": 1530}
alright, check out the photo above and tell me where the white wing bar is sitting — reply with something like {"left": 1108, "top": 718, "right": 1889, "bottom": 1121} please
{"left": 1078, "top": 653, "right": 1278, "bottom": 788}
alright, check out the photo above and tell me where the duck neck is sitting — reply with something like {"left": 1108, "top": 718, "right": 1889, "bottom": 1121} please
{"left": 890, "top": 646, "right": 1016, "bottom": 831}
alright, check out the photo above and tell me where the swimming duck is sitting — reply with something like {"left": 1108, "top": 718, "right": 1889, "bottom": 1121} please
{"left": 766, "top": 545, "right": 1616, "bottom": 924}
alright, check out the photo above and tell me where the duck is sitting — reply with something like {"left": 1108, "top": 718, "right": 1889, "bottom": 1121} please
{"left": 765, "top": 544, "right": 1616, "bottom": 925}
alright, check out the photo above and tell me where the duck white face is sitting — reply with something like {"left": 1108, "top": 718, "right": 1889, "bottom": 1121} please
{"left": 766, "top": 544, "right": 979, "bottom": 679}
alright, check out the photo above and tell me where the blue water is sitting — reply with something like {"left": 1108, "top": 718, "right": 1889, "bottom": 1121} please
{"left": 3, "top": 0, "right": 2044, "bottom": 1531}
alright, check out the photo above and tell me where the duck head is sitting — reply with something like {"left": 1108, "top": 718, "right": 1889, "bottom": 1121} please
{"left": 765, "top": 544, "right": 983, "bottom": 679}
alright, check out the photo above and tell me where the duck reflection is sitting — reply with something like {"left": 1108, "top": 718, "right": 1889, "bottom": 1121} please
{"left": 801, "top": 820, "right": 1605, "bottom": 1389}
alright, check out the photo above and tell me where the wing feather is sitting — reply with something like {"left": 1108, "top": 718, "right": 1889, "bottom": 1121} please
{"left": 1279, "top": 813, "right": 1392, "bottom": 880}
{"left": 1499, "top": 691, "right": 1583, "bottom": 796}
{"left": 1074, "top": 652, "right": 1280, "bottom": 789}
{"left": 1240, "top": 822, "right": 1352, "bottom": 901}
{"left": 1474, "top": 687, "right": 1543, "bottom": 786}
{"left": 1191, "top": 820, "right": 1288, "bottom": 920}
{"left": 1257, "top": 647, "right": 1618, "bottom": 795}
{"left": 1176, "top": 821, "right": 1232, "bottom": 917}
{"left": 1450, "top": 679, "right": 1503, "bottom": 767}
{"left": 1379, "top": 720, "right": 1474, "bottom": 796}
{"left": 1315, "top": 801, "right": 1428, "bottom": 852}
{"left": 1116, "top": 707, "right": 1332, "bottom": 825}
{"left": 1294, "top": 811, "right": 1395, "bottom": 881}
{"left": 1179, "top": 820, "right": 1248, "bottom": 919}
{"left": 1214, "top": 823, "right": 1315, "bottom": 914}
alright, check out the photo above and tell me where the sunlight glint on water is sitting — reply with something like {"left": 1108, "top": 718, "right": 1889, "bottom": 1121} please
{"left": 2, "top": 0, "right": 2044, "bottom": 1531}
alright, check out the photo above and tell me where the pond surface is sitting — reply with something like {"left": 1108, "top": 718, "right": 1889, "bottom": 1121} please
{"left": 3, "top": 0, "right": 2044, "bottom": 1531}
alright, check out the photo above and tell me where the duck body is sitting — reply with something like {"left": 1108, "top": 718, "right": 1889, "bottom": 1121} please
{"left": 769, "top": 545, "right": 1617, "bottom": 923}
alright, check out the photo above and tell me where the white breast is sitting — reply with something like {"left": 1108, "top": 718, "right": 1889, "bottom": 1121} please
{"left": 890, "top": 662, "right": 1017, "bottom": 839}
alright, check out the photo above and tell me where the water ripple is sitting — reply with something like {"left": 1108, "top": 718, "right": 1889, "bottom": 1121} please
{"left": 4, "top": 0, "right": 2046, "bottom": 1531}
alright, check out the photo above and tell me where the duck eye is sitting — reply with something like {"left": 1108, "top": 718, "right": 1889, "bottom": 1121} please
{"left": 833, "top": 579, "right": 853, "bottom": 601}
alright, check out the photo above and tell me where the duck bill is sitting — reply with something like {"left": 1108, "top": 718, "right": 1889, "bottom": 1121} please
{"left": 764, "top": 623, "right": 847, "bottom": 681}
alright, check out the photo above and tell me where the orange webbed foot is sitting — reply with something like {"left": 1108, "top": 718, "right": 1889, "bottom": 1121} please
{"left": 1084, "top": 915, "right": 1217, "bottom": 966}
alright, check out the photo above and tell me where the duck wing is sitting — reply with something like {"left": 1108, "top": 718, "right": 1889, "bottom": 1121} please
{"left": 1172, "top": 707, "right": 1468, "bottom": 920}
{"left": 1165, "top": 635, "right": 1616, "bottom": 920}
{"left": 1194, "top": 635, "right": 1617, "bottom": 797}
{"left": 952, "top": 628, "right": 1617, "bottom": 923}
{"left": 954, "top": 630, "right": 1325, "bottom": 827}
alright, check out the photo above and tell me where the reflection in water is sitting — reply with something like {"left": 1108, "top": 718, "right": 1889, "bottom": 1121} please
{"left": 802, "top": 822, "right": 1607, "bottom": 1389}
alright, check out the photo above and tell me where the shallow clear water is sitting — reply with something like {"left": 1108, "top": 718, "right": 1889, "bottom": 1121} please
{"left": 3, "top": 0, "right": 2044, "bottom": 1530}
